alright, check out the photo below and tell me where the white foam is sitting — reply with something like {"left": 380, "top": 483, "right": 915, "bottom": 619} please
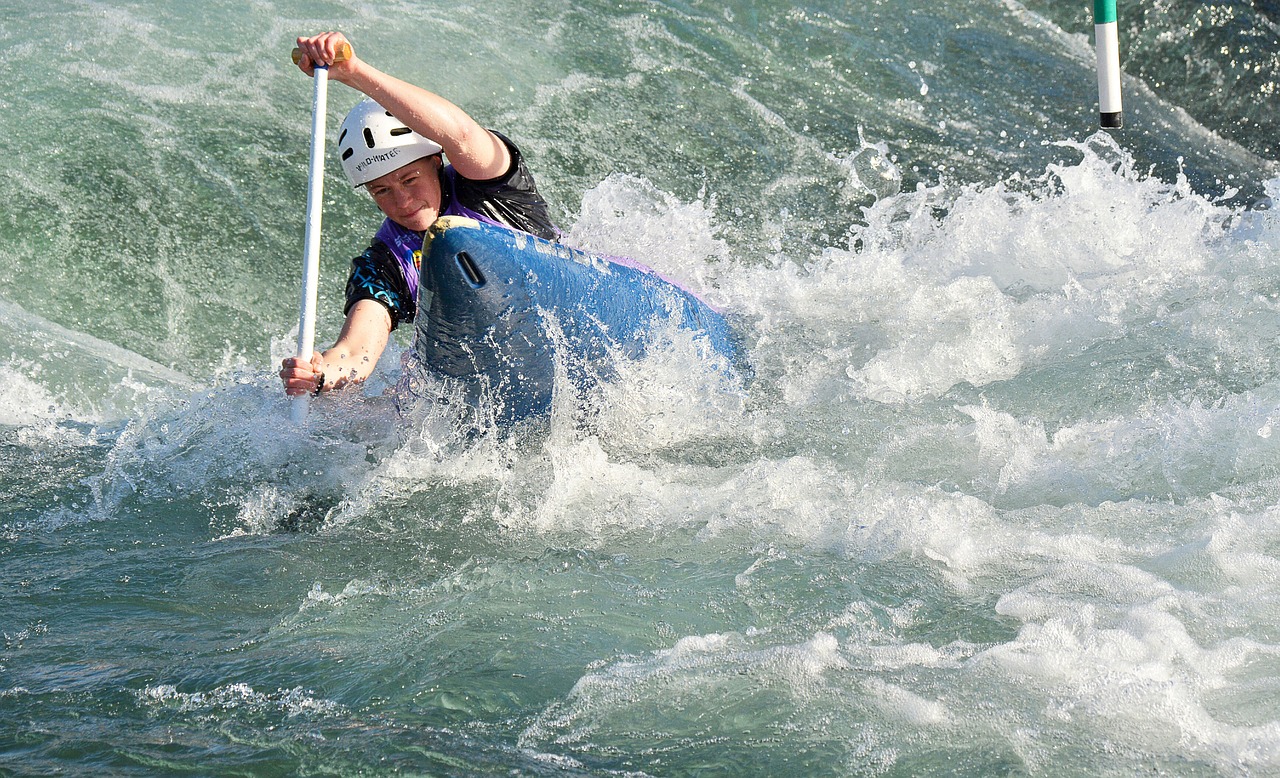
{"left": 950, "top": 388, "right": 1280, "bottom": 505}
{"left": 566, "top": 174, "right": 734, "bottom": 306}
{"left": 136, "top": 682, "right": 345, "bottom": 718}
{"left": 730, "top": 133, "right": 1268, "bottom": 405}
{"left": 979, "top": 595, "right": 1280, "bottom": 772}
{"left": 0, "top": 364, "right": 64, "bottom": 428}
{"left": 520, "top": 631, "right": 857, "bottom": 748}
{"left": 299, "top": 579, "right": 389, "bottom": 612}
{"left": 863, "top": 677, "right": 950, "bottom": 726}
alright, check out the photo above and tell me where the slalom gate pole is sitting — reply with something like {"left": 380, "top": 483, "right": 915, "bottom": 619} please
{"left": 1095, "top": 0, "right": 1123, "bottom": 128}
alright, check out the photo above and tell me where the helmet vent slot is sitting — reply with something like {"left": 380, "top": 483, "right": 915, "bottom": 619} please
{"left": 390, "top": 127, "right": 413, "bottom": 137}
{"left": 363, "top": 128, "right": 375, "bottom": 148}
{"left": 338, "top": 128, "right": 348, "bottom": 144}
{"left": 341, "top": 148, "right": 354, "bottom": 161}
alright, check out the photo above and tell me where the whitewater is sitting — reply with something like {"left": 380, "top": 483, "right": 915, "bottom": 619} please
{"left": 3, "top": 0, "right": 1280, "bottom": 775}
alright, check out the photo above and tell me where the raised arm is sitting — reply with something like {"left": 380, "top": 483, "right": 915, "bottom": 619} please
{"left": 293, "top": 32, "right": 511, "bottom": 181}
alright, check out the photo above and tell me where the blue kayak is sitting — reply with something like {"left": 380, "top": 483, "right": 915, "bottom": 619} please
{"left": 410, "top": 216, "right": 738, "bottom": 422}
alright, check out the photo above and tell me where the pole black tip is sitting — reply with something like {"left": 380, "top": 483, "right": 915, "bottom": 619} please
{"left": 1100, "top": 111, "right": 1123, "bottom": 129}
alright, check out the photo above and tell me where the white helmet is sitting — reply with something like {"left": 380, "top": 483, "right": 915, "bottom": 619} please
{"left": 337, "top": 98, "right": 443, "bottom": 187}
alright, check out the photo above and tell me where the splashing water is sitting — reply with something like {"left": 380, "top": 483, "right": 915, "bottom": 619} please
{"left": 4, "top": 0, "right": 1280, "bottom": 775}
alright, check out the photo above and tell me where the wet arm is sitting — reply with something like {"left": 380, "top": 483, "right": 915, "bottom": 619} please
{"left": 315, "top": 300, "right": 393, "bottom": 390}
{"left": 279, "top": 299, "right": 392, "bottom": 396}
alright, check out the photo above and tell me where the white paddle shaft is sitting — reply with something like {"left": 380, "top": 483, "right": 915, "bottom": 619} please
{"left": 291, "top": 65, "right": 331, "bottom": 423}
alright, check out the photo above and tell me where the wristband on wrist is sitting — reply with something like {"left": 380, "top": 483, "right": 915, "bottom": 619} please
{"left": 312, "top": 372, "right": 326, "bottom": 397}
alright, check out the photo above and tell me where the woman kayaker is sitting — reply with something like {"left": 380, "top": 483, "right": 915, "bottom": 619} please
{"left": 279, "top": 31, "right": 557, "bottom": 398}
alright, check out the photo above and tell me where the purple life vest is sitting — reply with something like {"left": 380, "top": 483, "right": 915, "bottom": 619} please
{"left": 373, "top": 165, "right": 513, "bottom": 303}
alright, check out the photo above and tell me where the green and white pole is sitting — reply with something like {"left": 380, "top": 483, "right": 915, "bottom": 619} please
{"left": 1094, "top": 0, "right": 1123, "bottom": 128}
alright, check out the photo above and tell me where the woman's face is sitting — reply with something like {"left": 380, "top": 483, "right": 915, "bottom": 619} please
{"left": 365, "top": 156, "right": 442, "bottom": 231}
